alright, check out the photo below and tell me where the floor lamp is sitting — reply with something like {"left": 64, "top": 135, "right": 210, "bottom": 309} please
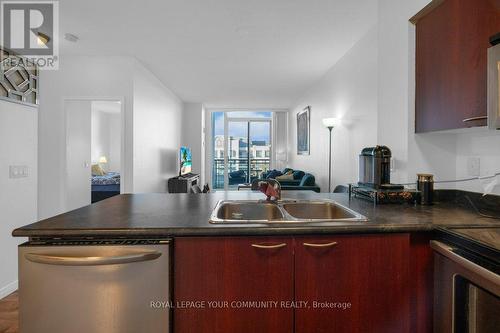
{"left": 322, "top": 118, "right": 339, "bottom": 192}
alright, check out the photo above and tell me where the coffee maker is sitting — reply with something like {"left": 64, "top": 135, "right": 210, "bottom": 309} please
{"left": 358, "top": 146, "right": 402, "bottom": 189}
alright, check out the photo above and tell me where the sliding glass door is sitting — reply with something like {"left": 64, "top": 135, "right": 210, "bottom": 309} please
{"left": 212, "top": 112, "right": 272, "bottom": 190}
{"left": 225, "top": 120, "right": 249, "bottom": 188}
{"left": 248, "top": 121, "right": 271, "bottom": 183}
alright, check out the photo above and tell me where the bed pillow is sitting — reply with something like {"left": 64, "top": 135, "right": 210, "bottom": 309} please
{"left": 91, "top": 164, "right": 105, "bottom": 176}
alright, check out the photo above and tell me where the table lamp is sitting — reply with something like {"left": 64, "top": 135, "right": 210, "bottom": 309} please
{"left": 99, "top": 156, "right": 108, "bottom": 172}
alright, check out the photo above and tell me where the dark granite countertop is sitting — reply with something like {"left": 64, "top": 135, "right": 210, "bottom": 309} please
{"left": 12, "top": 192, "right": 500, "bottom": 249}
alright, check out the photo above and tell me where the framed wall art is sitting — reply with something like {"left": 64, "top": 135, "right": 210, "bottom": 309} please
{"left": 297, "top": 106, "right": 310, "bottom": 155}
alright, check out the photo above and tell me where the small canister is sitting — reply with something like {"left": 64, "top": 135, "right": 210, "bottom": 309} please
{"left": 417, "top": 174, "right": 434, "bottom": 205}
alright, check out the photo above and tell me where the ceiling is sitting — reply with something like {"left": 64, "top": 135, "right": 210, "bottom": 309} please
{"left": 59, "top": 0, "right": 377, "bottom": 108}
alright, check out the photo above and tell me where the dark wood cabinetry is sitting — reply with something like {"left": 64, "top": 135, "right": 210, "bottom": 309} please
{"left": 414, "top": 0, "right": 500, "bottom": 132}
{"left": 174, "top": 234, "right": 432, "bottom": 333}
{"left": 294, "top": 234, "right": 410, "bottom": 333}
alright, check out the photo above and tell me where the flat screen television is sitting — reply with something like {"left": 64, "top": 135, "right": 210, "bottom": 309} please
{"left": 180, "top": 146, "right": 192, "bottom": 176}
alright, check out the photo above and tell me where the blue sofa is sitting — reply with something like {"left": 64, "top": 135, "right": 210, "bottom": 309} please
{"left": 260, "top": 168, "right": 320, "bottom": 193}
{"left": 228, "top": 170, "right": 247, "bottom": 185}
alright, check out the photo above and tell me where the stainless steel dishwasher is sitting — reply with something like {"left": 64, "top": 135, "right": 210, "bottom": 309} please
{"left": 432, "top": 240, "right": 499, "bottom": 333}
{"left": 18, "top": 238, "right": 172, "bottom": 333}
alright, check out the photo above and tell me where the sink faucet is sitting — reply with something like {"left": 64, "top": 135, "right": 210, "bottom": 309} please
{"left": 258, "top": 179, "right": 281, "bottom": 201}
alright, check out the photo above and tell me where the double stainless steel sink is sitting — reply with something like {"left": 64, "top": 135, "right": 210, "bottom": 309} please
{"left": 209, "top": 199, "right": 368, "bottom": 224}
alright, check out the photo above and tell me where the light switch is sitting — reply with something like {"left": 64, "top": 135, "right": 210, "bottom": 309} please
{"left": 9, "top": 165, "right": 29, "bottom": 179}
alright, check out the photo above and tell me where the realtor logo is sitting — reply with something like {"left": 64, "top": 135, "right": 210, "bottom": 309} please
{"left": 0, "top": 1, "right": 59, "bottom": 69}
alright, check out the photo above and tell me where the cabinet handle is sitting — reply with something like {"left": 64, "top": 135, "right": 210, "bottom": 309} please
{"left": 251, "top": 243, "right": 287, "bottom": 249}
{"left": 303, "top": 241, "right": 338, "bottom": 248}
{"left": 463, "top": 116, "right": 487, "bottom": 122}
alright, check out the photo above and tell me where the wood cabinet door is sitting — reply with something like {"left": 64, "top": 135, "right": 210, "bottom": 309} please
{"left": 294, "top": 234, "right": 411, "bottom": 333}
{"left": 173, "top": 236, "right": 294, "bottom": 333}
{"left": 415, "top": 0, "right": 500, "bottom": 132}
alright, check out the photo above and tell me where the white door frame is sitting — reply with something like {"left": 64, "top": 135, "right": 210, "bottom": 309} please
{"left": 62, "top": 96, "right": 125, "bottom": 210}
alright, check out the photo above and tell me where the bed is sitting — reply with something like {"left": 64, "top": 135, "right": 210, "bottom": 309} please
{"left": 91, "top": 172, "right": 120, "bottom": 203}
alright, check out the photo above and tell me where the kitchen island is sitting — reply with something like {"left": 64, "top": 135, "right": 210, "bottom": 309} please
{"left": 12, "top": 191, "right": 499, "bottom": 333}
{"left": 12, "top": 191, "right": 500, "bottom": 240}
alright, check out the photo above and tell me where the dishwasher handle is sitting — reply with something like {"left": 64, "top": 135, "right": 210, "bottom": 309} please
{"left": 25, "top": 251, "right": 162, "bottom": 266}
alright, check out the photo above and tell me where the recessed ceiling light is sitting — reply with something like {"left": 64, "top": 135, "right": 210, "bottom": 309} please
{"left": 64, "top": 33, "right": 79, "bottom": 43}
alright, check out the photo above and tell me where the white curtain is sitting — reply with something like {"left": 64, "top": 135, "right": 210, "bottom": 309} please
{"left": 273, "top": 111, "right": 288, "bottom": 170}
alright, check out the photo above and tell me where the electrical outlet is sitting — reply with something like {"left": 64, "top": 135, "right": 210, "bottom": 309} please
{"left": 9, "top": 166, "right": 18, "bottom": 178}
{"left": 467, "top": 157, "right": 480, "bottom": 177}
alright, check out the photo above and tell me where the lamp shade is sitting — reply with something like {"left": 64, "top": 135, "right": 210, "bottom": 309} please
{"left": 322, "top": 117, "right": 340, "bottom": 128}
{"left": 99, "top": 156, "right": 108, "bottom": 164}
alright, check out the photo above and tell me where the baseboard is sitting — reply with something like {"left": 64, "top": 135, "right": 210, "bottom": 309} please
{"left": 0, "top": 280, "right": 18, "bottom": 299}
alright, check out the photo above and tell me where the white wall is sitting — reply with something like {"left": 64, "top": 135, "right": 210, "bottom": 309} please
{"left": 378, "top": 0, "right": 456, "bottom": 186}
{"left": 455, "top": 130, "right": 500, "bottom": 193}
{"left": 91, "top": 107, "right": 121, "bottom": 172}
{"left": 181, "top": 102, "right": 205, "bottom": 182}
{"left": 38, "top": 56, "right": 134, "bottom": 219}
{"left": 39, "top": 55, "right": 184, "bottom": 218}
{"left": 133, "top": 62, "right": 183, "bottom": 193}
{"left": 204, "top": 109, "right": 214, "bottom": 187}
{"left": 286, "top": 0, "right": 500, "bottom": 195}
{"left": 108, "top": 113, "right": 121, "bottom": 173}
{"left": 287, "top": 27, "right": 379, "bottom": 192}
{"left": 378, "top": 0, "right": 500, "bottom": 194}
{"left": 91, "top": 109, "right": 110, "bottom": 164}
{"left": 0, "top": 101, "right": 37, "bottom": 298}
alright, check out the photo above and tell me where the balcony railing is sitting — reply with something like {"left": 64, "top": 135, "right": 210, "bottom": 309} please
{"left": 212, "top": 158, "right": 270, "bottom": 189}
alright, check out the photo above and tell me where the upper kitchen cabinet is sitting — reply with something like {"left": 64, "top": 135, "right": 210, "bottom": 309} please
{"left": 414, "top": 0, "right": 500, "bottom": 132}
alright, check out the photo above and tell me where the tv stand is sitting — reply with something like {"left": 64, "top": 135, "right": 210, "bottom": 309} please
{"left": 179, "top": 173, "right": 197, "bottom": 179}
{"left": 168, "top": 174, "right": 200, "bottom": 193}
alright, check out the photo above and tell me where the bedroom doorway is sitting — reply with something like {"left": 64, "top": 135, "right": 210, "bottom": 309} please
{"left": 64, "top": 99, "right": 123, "bottom": 211}
{"left": 90, "top": 101, "right": 122, "bottom": 203}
